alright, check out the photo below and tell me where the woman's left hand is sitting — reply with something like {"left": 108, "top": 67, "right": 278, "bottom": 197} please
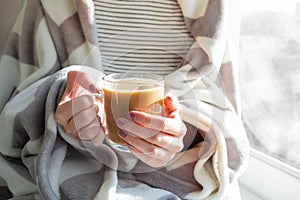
{"left": 116, "top": 96, "right": 187, "bottom": 168}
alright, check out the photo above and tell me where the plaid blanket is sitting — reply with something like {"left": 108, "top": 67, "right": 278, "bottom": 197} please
{"left": 0, "top": 0, "right": 249, "bottom": 199}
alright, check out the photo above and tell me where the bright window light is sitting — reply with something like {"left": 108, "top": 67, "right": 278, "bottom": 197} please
{"left": 239, "top": 0, "right": 300, "bottom": 169}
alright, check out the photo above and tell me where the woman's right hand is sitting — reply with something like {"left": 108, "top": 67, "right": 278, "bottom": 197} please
{"left": 54, "top": 69, "right": 105, "bottom": 146}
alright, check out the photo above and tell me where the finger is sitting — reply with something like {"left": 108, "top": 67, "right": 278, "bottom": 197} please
{"left": 73, "top": 105, "right": 98, "bottom": 132}
{"left": 116, "top": 118, "right": 160, "bottom": 138}
{"left": 127, "top": 145, "right": 168, "bottom": 168}
{"left": 143, "top": 133, "right": 184, "bottom": 153}
{"left": 118, "top": 131, "right": 171, "bottom": 162}
{"left": 128, "top": 111, "right": 187, "bottom": 137}
{"left": 91, "top": 127, "right": 106, "bottom": 146}
{"left": 55, "top": 95, "right": 94, "bottom": 125}
{"left": 62, "top": 105, "right": 98, "bottom": 136}
{"left": 67, "top": 70, "right": 101, "bottom": 93}
{"left": 118, "top": 128, "right": 181, "bottom": 152}
{"left": 163, "top": 96, "right": 180, "bottom": 117}
{"left": 78, "top": 116, "right": 102, "bottom": 140}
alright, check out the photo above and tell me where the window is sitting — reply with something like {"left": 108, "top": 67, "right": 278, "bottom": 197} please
{"left": 238, "top": 0, "right": 300, "bottom": 199}
{"left": 239, "top": 0, "right": 300, "bottom": 170}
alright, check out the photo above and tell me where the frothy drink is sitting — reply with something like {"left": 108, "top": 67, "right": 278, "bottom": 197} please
{"left": 102, "top": 74, "right": 164, "bottom": 148}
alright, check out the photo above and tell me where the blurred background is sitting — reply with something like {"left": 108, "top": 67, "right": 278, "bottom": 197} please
{"left": 239, "top": 0, "right": 300, "bottom": 169}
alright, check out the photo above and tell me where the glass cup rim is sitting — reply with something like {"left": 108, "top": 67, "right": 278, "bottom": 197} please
{"left": 102, "top": 72, "right": 164, "bottom": 83}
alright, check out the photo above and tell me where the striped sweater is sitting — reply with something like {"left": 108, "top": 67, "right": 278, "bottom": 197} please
{"left": 94, "top": 0, "right": 194, "bottom": 75}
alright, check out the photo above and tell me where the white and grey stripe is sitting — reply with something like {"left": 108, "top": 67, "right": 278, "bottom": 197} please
{"left": 93, "top": 0, "right": 194, "bottom": 75}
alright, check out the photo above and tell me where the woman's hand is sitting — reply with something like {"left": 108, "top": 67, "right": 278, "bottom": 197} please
{"left": 55, "top": 70, "right": 105, "bottom": 146}
{"left": 116, "top": 96, "right": 187, "bottom": 168}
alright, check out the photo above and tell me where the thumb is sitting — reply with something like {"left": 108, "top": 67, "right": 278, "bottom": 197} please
{"left": 67, "top": 70, "right": 101, "bottom": 93}
{"left": 60, "top": 70, "right": 102, "bottom": 103}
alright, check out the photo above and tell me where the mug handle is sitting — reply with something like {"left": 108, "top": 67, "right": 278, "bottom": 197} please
{"left": 90, "top": 92, "right": 105, "bottom": 127}
{"left": 91, "top": 92, "right": 103, "bottom": 101}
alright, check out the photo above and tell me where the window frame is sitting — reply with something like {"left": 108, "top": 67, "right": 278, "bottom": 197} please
{"left": 239, "top": 148, "right": 300, "bottom": 200}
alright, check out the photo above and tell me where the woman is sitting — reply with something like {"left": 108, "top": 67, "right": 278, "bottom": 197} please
{"left": 0, "top": 0, "right": 249, "bottom": 199}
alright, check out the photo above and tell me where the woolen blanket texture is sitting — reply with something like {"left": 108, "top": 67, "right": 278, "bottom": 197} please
{"left": 0, "top": 0, "right": 249, "bottom": 199}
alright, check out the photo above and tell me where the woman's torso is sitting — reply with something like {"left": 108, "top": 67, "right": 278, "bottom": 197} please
{"left": 93, "top": 0, "right": 194, "bottom": 76}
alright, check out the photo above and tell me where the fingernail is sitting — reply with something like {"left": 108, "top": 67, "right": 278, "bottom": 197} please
{"left": 89, "top": 84, "right": 97, "bottom": 92}
{"left": 118, "top": 130, "right": 128, "bottom": 138}
{"left": 116, "top": 118, "right": 126, "bottom": 128}
{"left": 165, "top": 96, "right": 172, "bottom": 101}
{"left": 129, "top": 112, "right": 135, "bottom": 120}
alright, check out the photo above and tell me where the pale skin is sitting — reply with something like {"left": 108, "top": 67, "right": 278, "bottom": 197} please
{"left": 55, "top": 70, "right": 187, "bottom": 168}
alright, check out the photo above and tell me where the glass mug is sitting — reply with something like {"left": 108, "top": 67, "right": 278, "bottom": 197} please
{"left": 93, "top": 73, "right": 164, "bottom": 152}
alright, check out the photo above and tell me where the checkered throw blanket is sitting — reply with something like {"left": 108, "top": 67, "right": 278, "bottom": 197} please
{"left": 0, "top": 0, "right": 249, "bottom": 199}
